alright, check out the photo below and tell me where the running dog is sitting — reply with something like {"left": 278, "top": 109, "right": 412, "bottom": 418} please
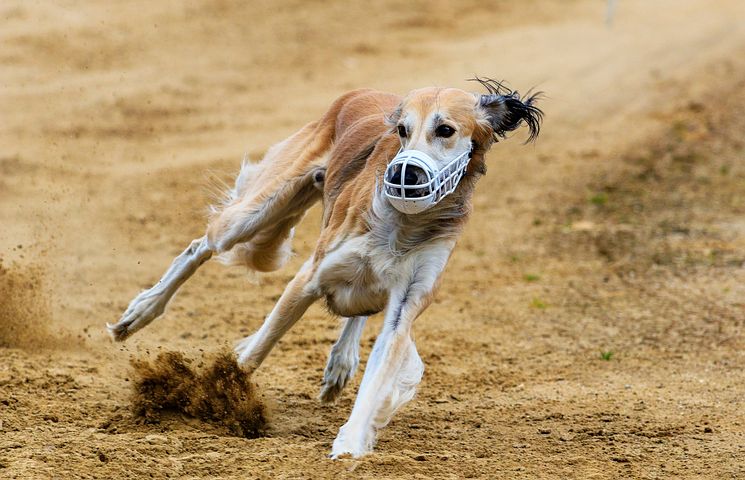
{"left": 108, "top": 78, "right": 542, "bottom": 458}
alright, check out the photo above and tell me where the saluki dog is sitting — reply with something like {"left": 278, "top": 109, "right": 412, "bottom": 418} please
{"left": 108, "top": 78, "right": 542, "bottom": 458}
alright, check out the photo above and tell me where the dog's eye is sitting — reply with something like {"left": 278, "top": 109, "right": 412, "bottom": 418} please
{"left": 397, "top": 125, "right": 407, "bottom": 138}
{"left": 435, "top": 125, "right": 455, "bottom": 138}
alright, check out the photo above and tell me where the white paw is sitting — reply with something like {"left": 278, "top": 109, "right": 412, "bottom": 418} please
{"left": 329, "top": 424, "right": 373, "bottom": 459}
{"left": 234, "top": 333, "right": 259, "bottom": 372}
{"left": 329, "top": 442, "right": 369, "bottom": 459}
{"left": 107, "top": 290, "right": 165, "bottom": 341}
{"left": 319, "top": 349, "right": 359, "bottom": 403}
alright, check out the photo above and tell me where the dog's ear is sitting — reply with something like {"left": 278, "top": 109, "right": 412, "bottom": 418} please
{"left": 479, "top": 91, "right": 543, "bottom": 142}
{"left": 470, "top": 77, "right": 543, "bottom": 143}
{"left": 385, "top": 104, "right": 402, "bottom": 127}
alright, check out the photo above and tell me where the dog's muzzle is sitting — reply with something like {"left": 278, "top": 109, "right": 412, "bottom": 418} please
{"left": 383, "top": 148, "right": 471, "bottom": 214}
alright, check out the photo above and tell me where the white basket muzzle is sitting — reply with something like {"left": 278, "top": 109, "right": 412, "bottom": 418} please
{"left": 383, "top": 148, "right": 471, "bottom": 214}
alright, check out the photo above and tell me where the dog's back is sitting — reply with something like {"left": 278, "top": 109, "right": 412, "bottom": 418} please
{"left": 209, "top": 89, "right": 398, "bottom": 271}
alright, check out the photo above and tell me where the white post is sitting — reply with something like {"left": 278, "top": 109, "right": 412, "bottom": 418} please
{"left": 606, "top": 0, "right": 618, "bottom": 26}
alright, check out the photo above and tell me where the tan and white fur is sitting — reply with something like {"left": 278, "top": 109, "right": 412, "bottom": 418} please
{"left": 108, "top": 79, "right": 542, "bottom": 458}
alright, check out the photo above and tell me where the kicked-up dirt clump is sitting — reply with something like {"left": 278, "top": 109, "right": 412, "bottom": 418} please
{"left": 0, "top": 259, "right": 54, "bottom": 350}
{"left": 130, "top": 350, "right": 269, "bottom": 438}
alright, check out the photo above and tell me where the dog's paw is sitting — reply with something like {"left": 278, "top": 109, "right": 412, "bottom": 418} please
{"left": 329, "top": 441, "right": 369, "bottom": 460}
{"left": 107, "top": 290, "right": 165, "bottom": 341}
{"left": 319, "top": 378, "right": 345, "bottom": 404}
{"left": 234, "top": 333, "right": 260, "bottom": 373}
{"left": 329, "top": 440, "right": 370, "bottom": 459}
{"left": 106, "top": 321, "right": 130, "bottom": 342}
{"left": 319, "top": 352, "right": 358, "bottom": 403}
{"left": 319, "top": 348, "right": 359, "bottom": 403}
{"left": 329, "top": 424, "right": 373, "bottom": 459}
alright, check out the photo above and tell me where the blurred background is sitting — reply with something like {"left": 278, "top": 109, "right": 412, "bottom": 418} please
{"left": 1, "top": 1, "right": 744, "bottom": 478}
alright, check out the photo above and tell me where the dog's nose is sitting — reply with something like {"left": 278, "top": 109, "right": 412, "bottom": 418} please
{"left": 390, "top": 166, "right": 426, "bottom": 186}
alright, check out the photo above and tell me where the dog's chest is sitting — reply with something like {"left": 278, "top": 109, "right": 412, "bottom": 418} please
{"left": 315, "top": 236, "right": 400, "bottom": 318}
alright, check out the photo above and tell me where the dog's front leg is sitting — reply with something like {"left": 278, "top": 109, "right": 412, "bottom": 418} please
{"left": 330, "top": 242, "right": 454, "bottom": 459}
{"left": 235, "top": 258, "right": 319, "bottom": 373}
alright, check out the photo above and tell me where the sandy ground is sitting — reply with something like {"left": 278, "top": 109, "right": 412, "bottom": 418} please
{"left": 2, "top": 0, "right": 745, "bottom": 478}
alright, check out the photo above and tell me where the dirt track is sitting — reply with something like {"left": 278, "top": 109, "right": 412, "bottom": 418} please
{"left": 2, "top": 1, "right": 745, "bottom": 478}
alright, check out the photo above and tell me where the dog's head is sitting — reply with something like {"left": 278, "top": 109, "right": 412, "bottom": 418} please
{"left": 383, "top": 79, "right": 542, "bottom": 210}
{"left": 388, "top": 79, "right": 542, "bottom": 166}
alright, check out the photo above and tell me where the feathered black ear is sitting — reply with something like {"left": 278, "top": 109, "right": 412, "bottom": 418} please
{"left": 470, "top": 77, "right": 543, "bottom": 143}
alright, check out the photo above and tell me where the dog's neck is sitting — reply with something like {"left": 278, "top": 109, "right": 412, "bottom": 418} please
{"left": 368, "top": 172, "right": 479, "bottom": 256}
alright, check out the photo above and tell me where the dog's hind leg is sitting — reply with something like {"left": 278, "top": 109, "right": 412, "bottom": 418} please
{"left": 108, "top": 164, "right": 325, "bottom": 344}
{"left": 109, "top": 90, "right": 365, "bottom": 342}
{"left": 319, "top": 316, "right": 367, "bottom": 403}
{"left": 108, "top": 236, "right": 213, "bottom": 341}
{"left": 207, "top": 165, "right": 324, "bottom": 254}
{"left": 219, "top": 215, "right": 298, "bottom": 273}
{"left": 320, "top": 317, "right": 367, "bottom": 403}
